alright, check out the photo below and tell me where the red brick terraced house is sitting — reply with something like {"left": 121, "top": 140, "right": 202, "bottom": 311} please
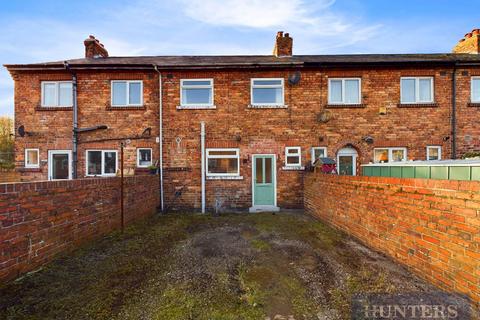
{"left": 5, "top": 30, "right": 480, "bottom": 212}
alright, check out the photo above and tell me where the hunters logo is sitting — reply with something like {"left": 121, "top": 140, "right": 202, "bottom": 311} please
{"left": 351, "top": 292, "right": 472, "bottom": 320}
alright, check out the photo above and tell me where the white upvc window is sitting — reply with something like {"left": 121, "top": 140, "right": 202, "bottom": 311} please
{"left": 86, "top": 150, "right": 118, "bottom": 176}
{"left": 41, "top": 81, "right": 73, "bottom": 107}
{"left": 206, "top": 148, "right": 240, "bottom": 176}
{"left": 374, "top": 147, "right": 407, "bottom": 163}
{"left": 427, "top": 146, "right": 442, "bottom": 161}
{"left": 111, "top": 80, "right": 143, "bottom": 106}
{"left": 25, "top": 148, "right": 39, "bottom": 168}
{"left": 328, "top": 78, "right": 361, "bottom": 104}
{"left": 251, "top": 78, "right": 284, "bottom": 106}
{"left": 311, "top": 147, "right": 327, "bottom": 164}
{"left": 471, "top": 77, "right": 480, "bottom": 103}
{"left": 137, "top": 148, "right": 153, "bottom": 167}
{"left": 285, "top": 147, "right": 301, "bottom": 166}
{"left": 180, "top": 79, "right": 214, "bottom": 107}
{"left": 400, "top": 77, "right": 434, "bottom": 104}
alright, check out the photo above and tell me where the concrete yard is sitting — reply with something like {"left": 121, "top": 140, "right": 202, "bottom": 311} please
{"left": 0, "top": 212, "right": 446, "bottom": 319}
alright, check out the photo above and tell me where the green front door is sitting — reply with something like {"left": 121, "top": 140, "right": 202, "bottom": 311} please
{"left": 253, "top": 155, "right": 275, "bottom": 206}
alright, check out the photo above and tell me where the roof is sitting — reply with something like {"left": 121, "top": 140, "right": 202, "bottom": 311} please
{"left": 5, "top": 53, "right": 480, "bottom": 71}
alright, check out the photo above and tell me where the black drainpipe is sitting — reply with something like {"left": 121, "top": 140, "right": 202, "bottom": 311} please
{"left": 64, "top": 61, "right": 78, "bottom": 178}
{"left": 451, "top": 62, "right": 457, "bottom": 159}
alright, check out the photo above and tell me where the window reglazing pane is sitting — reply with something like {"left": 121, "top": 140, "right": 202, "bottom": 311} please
{"left": 344, "top": 79, "right": 360, "bottom": 104}
{"left": 58, "top": 83, "right": 73, "bottom": 106}
{"left": 401, "top": 79, "right": 416, "bottom": 103}
{"left": 472, "top": 79, "right": 480, "bottom": 102}
{"left": 112, "top": 82, "right": 127, "bottom": 105}
{"left": 374, "top": 149, "right": 389, "bottom": 163}
{"left": 87, "top": 151, "right": 102, "bottom": 175}
{"left": 314, "top": 148, "right": 325, "bottom": 160}
{"left": 129, "top": 82, "right": 142, "bottom": 105}
{"left": 104, "top": 152, "right": 116, "bottom": 174}
{"left": 253, "top": 80, "right": 282, "bottom": 86}
{"left": 138, "top": 149, "right": 152, "bottom": 166}
{"left": 183, "top": 80, "right": 212, "bottom": 86}
{"left": 286, "top": 156, "right": 300, "bottom": 165}
{"left": 182, "top": 88, "right": 212, "bottom": 105}
{"left": 264, "top": 157, "right": 272, "bottom": 183}
{"left": 428, "top": 148, "right": 440, "bottom": 160}
{"left": 255, "top": 157, "right": 263, "bottom": 183}
{"left": 43, "top": 83, "right": 56, "bottom": 106}
{"left": 329, "top": 80, "right": 342, "bottom": 103}
{"left": 26, "top": 150, "right": 38, "bottom": 166}
{"left": 391, "top": 149, "right": 405, "bottom": 162}
{"left": 208, "top": 158, "right": 238, "bottom": 174}
{"left": 418, "top": 78, "right": 432, "bottom": 102}
{"left": 208, "top": 150, "right": 237, "bottom": 156}
{"left": 252, "top": 87, "right": 282, "bottom": 104}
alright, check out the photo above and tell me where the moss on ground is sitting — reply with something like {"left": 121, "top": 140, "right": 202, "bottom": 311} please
{"left": 0, "top": 212, "right": 435, "bottom": 320}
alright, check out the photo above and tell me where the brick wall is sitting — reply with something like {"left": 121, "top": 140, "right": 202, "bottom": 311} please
{"left": 11, "top": 65, "right": 480, "bottom": 211}
{"left": 0, "top": 175, "right": 159, "bottom": 282}
{"left": 0, "top": 169, "right": 20, "bottom": 183}
{"left": 304, "top": 173, "right": 480, "bottom": 305}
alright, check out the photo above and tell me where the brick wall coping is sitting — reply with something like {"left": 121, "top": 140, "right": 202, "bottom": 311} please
{"left": 311, "top": 172, "right": 480, "bottom": 193}
{"left": 0, "top": 175, "right": 159, "bottom": 194}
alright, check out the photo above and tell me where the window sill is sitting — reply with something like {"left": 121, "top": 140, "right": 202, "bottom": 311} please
{"left": 248, "top": 104, "right": 288, "bottom": 109}
{"left": 19, "top": 167, "right": 41, "bottom": 172}
{"left": 176, "top": 105, "right": 216, "bottom": 110}
{"left": 107, "top": 105, "right": 146, "bottom": 110}
{"left": 282, "top": 166, "right": 305, "bottom": 171}
{"left": 206, "top": 175, "right": 243, "bottom": 180}
{"left": 468, "top": 102, "right": 480, "bottom": 107}
{"left": 397, "top": 103, "right": 438, "bottom": 108}
{"left": 325, "top": 104, "right": 366, "bottom": 108}
{"left": 36, "top": 106, "right": 73, "bottom": 111}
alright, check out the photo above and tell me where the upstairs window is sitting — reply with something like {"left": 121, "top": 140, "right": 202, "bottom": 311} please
{"left": 400, "top": 77, "right": 433, "bottom": 104}
{"left": 25, "top": 148, "right": 39, "bottom": 168}
{"left": 137, "top": 148, "right": 152, "bottom": 167}
{"left": 374, "top": 147, "right": 407, "bottom": 163}
{"left": 328, "top": 78, "right": 361, "bottom": 104}
{"left": 206, "top": 149, "right": 240, "bottom": 176}
{"left": 180, "top": 79, "right": 214, "bottom": 107}
{"left": 251, "top": 79, "right": 284, "bottom": 106}
{"left": 427, "top": 146, "right": 442, "bottom": 161}
{"left": 311, "top": 147, "right": 327, "bottom": 164}
{"left": 86, "top": 150, "right": 117, "bottom": 176}
{"left": 111, "top": 81, "right": 143, "bottom": 106}
{"left": 471, "top": 77, "right": 480, "bottom": 103}
{"left": 41, "top": 81, "right": 73, "bottom": 107}
{"left": 285, "top": 147, "right": 301, "bottom": 166}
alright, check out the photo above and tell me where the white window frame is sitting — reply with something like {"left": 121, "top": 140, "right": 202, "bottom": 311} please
{"left": 85, "top": 150, "right": 118, "bottom": 177}
{"left": 180, "top": 79, "right": 214, "bottom": 107}
{"left": 426, "top": 146, "right": 442, "bottom": 161}
{"left": 400, "top": 77, "right": 434, "bottom": 104}
{"left": 137, "top": 148, "right": 153, "bottom": 168}
{"left": 41, "top": 81, "right": 73, "bottom": 107}
{"left": 311, "top": 147, "right": 327, "bottom": 164}
{"left": 373, "top": 147, "right": 408, "bottom": 163}
{"left": 206, "top": 148, "right": 240, "bottom": 177}
{"left": 111, "top": 80, "right": 143, "bottom": 107}
{"left": 251, "top": 78, "right": 285, "bottom": 106}
{"left": 471, "top": 76, "right": 480, "bottom": 103}
{"left": 285, "top": 147, "right": 301, "bottom": 167}
{"left": 327, "top": 78, "right": 362, "bottom": 105}
{"left": 24, "top": 148, "right": 40, "bottom": 168}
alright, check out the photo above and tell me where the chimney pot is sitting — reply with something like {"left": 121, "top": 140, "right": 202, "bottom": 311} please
{"left": 273, "top": 31, "right": 293, "bottom": 57}
{"left": 453, "top": 28, "right": 480, "bottom": 54}
{"left": 84, "top": 35, "right": 109, "bottom": 58}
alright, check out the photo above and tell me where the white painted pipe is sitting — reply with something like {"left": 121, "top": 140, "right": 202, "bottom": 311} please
{"left": 153, "top": 65, "right": 164, "bottom": 212}
{"left": 201, "top": 121, "right": 206, "bottom": 214}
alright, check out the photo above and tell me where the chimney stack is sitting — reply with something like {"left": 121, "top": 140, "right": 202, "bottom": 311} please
{"left": 453, "top": 28, "right": 480, "bottom": 54}
{"left": 84, "top": 35, "right": 109, "bottom": 58}
{"left": 273, "top": 31, "right": 293, "bottom": 57}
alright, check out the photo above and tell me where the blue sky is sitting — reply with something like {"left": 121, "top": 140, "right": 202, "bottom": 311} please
{"left": 1, "top": 0, "right": 479, "bottom": 117}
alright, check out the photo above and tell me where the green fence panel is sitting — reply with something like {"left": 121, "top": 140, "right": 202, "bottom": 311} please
{"left": 449, "top": 167, "right": 470, "bottom": 181}
{"left": 414, "top": 166, "right": 430, "bottom": 179}
{"left": 431, "top": 166, "right": 449, "bottom": 180}
{"left": 401, "top": 167, "right": 415, "bottom": 178}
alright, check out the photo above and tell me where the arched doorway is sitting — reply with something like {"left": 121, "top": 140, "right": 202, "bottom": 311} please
{"left": 337, "top": 147, "right": 358, "bottom": 176}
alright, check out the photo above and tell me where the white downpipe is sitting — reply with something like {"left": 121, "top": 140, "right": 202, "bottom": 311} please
{"left": 201, "top": 121, "right": 206, "bottom": 214}
{"left": 153, "top": 65, "right": 164, "bottom": 212}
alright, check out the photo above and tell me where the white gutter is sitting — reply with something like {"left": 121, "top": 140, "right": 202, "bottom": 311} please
{"left": 153, "top": 65, "right": 164, "bottom": 212}
{"left": 201, "top": 121, "right": 206, "bottom": 213}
